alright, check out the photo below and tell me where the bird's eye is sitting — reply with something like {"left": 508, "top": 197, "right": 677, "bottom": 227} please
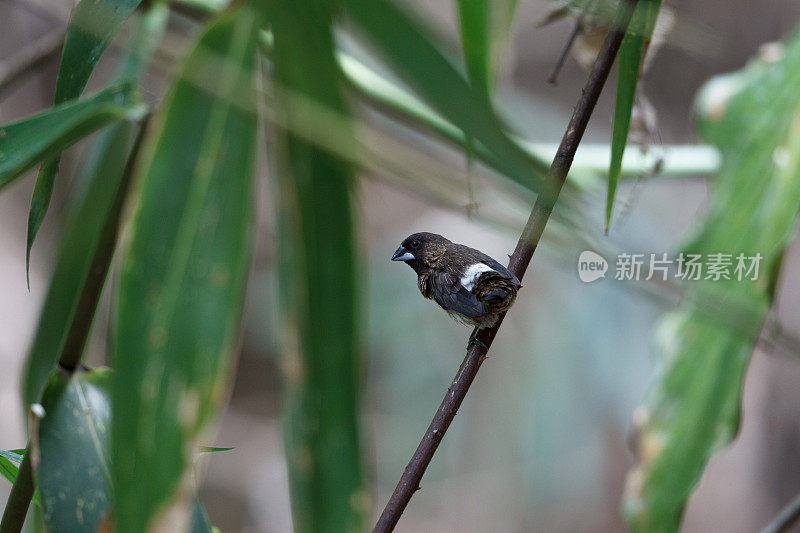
{"left": 410, "top": 240, "right": 420, "bottom": 249}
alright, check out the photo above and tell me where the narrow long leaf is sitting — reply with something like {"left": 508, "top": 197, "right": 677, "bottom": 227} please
{"left": 22, "top": 4, "right": 167, "bottom": 411}
{"left": 0, "top": 456, "right": 19, "bottom": 488}
{"left": 265, "top": 0, "right": 367, "bottom": 530}
{"left": 606, "top": 0, "right": 661, "bottom": 229}
{"left": 26, "top": 0, "right": 144, "bottom": 272}
{"left": 112, "top": 8, "right": 258, "bottom": 532}
{"left": 341, "top": 0, "right": 549, "bottom": 195}
{"left": 0, "top": 451, "right": 24, "bottom": 464}
{"left": 0, "top": 451, "right": 24, "bottom": 489}
{"left": 0, "top": 80, "right": 144, "bottom": 191}
{"left": 32, "top": 368, "right": 112, "bottom": 532}
{"left": 457, "top": 0, "right": 490, "bottom": 98}
{"left": 625, "top": 25, "right": 800, "bottom": 530}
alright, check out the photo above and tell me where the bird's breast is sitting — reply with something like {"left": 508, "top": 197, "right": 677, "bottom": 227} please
{"left": 417, "top": 270, "right": 431, "bottom": 297}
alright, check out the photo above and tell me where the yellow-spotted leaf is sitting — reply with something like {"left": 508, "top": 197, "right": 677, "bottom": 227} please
{"left": 32, "top": 368, "right": 112, "bottom": 532}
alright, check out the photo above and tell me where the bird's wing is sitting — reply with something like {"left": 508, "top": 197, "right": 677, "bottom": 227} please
{"left": 428, "top": 270, "right": 486, "bottom": 318}
{"left": 477, "top": 255, "right": 521, "bottom": 286}
{"left": 451, "top": 244, "right": 521, "bottom": 286}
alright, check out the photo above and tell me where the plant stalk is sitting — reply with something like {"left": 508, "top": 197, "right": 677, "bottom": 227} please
{"left": 59, "top": 114, "right": 149, "bottom": 371}
{"left": 0, "top": 447, "right": 34, "bottom": 533}
{"left": 0, "top": 117, "right": 149, "bottom": 532}
{"left": 373, "top": 0, "right": 639, "bottom": 530}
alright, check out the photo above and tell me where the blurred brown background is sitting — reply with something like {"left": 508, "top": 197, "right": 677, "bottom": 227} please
{"left": 2, "top": 0, "right": 800, "bottom": 531}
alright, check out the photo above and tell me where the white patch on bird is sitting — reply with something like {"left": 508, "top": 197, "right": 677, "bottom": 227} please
{"left": 395, "top": 252, "right": 415, "bottom": 261}
{"left": 459, "top": 263, "right": 495, "bottom": 291}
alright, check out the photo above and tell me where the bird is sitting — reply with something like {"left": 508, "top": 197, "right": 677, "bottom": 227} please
{"left": 391, "top": 232, "right": 521, "bottom": 347}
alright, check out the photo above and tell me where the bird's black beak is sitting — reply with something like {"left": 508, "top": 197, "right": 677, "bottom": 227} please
{"left": 392, "top": 245, "right": 415, "bottom": 261}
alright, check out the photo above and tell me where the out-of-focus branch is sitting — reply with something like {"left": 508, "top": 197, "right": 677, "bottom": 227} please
{"left": 0, "top": 30, "right": 63, "bottom": 95}
{"left": 547, "top": 16, "right": 583, "bottom": 84}
{"left": 372, "top": 0, "right": 640, "bottom": 530}
{"left": 339, "top": 47, "right": 718, "bottom": 180}
{"left": 761, "top": 492, "right": 800, "bottom": 533}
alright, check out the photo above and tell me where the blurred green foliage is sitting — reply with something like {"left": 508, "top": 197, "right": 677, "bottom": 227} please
{"left": 23, "top": 2, "right": 167, "bottom": 411}
{"left": 625, "top": 24, "right": 800, "bottom": 531}
{"left": 27, "top": 0, "right": 144, "bottom": 270}
{"left": 266, "top": 0, "right": 366, "bottom": 530}
{"left": 112, "top": 7, "right": 257, "bottom": 531}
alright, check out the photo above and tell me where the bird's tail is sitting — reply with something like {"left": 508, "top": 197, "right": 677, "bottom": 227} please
{"left": 484, "top": 288, "right": 509, "bottom": 304}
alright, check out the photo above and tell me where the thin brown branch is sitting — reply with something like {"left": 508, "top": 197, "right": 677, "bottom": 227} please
{"left": 373, "top": 0, "right": 639, "bottom": 530}
{"left": 0, "top": 446, "right": 34, "bottom": 533}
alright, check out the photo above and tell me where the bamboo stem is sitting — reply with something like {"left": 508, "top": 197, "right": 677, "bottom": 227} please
{"left": 0, "top": 447, "right": 34, "bottom": 533}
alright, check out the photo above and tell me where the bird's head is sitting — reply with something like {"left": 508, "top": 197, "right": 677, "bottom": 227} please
{"left": 391, "top": 232, "right": 450, "bottom": 274}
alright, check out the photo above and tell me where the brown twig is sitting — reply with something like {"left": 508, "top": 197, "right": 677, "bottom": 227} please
{"left": 373, "top": 0, "right": 639, "bottom": 530}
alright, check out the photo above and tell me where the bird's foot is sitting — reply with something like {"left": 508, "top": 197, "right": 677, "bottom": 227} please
{"left": 467, "top": 328, "right": 488, "bottom": 350}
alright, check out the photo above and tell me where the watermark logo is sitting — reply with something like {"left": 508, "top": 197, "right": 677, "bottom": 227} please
{"left": 578, "top": 250, "right": 609, "bottom": 283}
{"left": 578, "top": 251, "right": 763, "bottom": 283}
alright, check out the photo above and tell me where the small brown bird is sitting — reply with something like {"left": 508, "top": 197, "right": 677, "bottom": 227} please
{"left": 392, "top": 232, "right": 521, "bottom": 345}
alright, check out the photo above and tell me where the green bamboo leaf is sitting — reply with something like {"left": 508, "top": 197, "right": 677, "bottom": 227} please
{"left": 112, "top": 8, "right": 258, "bottom": 532}
{"left": 26, "top": 0, "right": 144, "bottom": 271}
{"left": 0, "top": 450, "right": 24, "bottom": 488}
{"left": 606, "top": 0, "right": 661, "bottom": 230}
{"left": 0, "top": 451, "right": 42, "bottom": 507}
{"left": 265, "top": 0, "right": 367, "bottom": 531}
{"left": 0, "top": 456, "right": 19, "bottom": 487}
{"left": 624, "top": 26, "right": 800, "bottom": 531}
{"left": 0, "top": 450, "right": 24, "bottom": 463}
{"left": 457, "top": 0, "right": 490, "bottom": 99}
{"left": 22, "top": 4, "right": 167, "bottom": 411}
{"left": 0, "top": 80, "right": 144, "bottom": 192}
{"left": 31, "top": 368, "right": 112, "bottom": 532}
{"left": 341, "top": 0, "right": 549, "bottom": 195}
